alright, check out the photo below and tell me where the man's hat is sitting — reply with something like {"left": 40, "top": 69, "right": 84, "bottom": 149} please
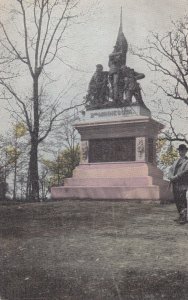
{"left": 96, "top": 64, "right": 103, "bottom": 69}
{"left": 177, "top": 144, "right": 188, "bottom": 151}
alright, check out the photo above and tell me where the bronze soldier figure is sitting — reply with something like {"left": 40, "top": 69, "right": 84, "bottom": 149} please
{"left": 86, "top": 64, "right": 109, "bottom": 110}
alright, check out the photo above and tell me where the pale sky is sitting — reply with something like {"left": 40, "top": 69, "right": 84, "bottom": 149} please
{"left": 0, "top": 0, "right": 187, "bottom": 134}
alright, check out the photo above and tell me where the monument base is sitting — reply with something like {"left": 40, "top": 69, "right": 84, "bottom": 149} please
{"left": 51, "top": 106, "right": 173, "bottom": 202}
{"left": 51, "top": 162, "right": 173, "bottom": 201}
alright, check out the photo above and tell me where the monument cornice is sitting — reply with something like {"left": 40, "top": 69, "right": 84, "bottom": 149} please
{"left": 75, "top": 116, "right": 164, "bottom": 131}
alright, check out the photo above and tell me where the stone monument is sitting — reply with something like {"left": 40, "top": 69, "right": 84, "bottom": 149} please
{"left": 51, "top": 9, "right": 173, "bottom": 201}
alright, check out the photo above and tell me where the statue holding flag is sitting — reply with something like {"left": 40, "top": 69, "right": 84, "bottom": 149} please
{"left": 85, "top": 8, "right": 147, "bottom": 110}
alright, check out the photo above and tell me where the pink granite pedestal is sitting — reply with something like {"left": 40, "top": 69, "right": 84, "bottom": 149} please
{"left": 51, "top": 162, "right": 172, "bottom": 201}
{"left": 51, "top": 106, "right": 173, "bottom": 201}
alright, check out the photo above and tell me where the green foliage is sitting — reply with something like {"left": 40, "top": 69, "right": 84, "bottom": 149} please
{"left": 43, "top": 145, "right": 80, "bottom": 187}
{"left": 5, "top": 146, "right": 21, "bottom": 165}
{"left": 156, "top": 138, "right": 166, "bottom": 154}
{"left": 0, "top": 122, "right": 28, "bottom": 200}
{"left": 160, "top": 147, "right": 178, "bottom": 167}
{"left": 2, "top": 122, "right": 27, "bottom": 167}
{"left": 156, "top": 138, "right": 178, "bottom": 169}
{"left": 14, "top": 122, "right": 27, "bottom": 139}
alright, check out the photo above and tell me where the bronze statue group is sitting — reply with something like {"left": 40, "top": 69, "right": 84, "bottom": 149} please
{"left": 85, "top": 60, "right": 146, "bottom": 110}
{"left": 85, "top": 12, "right": 147, "bottom": 111}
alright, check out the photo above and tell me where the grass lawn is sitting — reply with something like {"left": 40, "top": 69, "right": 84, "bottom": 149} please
{"left": 0, "top": 200, "right": 188, "bottom": 300}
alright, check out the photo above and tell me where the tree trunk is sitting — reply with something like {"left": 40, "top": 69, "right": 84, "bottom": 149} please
{"left": 13, "top": 160, "right": 17, "bottom": 201}
{"left": 26, "top": 166, "right": 30, "bottom": 200}
{"left": 28, "top": 138, "right": 39, "bottom": 201}
{"left": 28, "top": 75, "right": 40, "bottom": 201}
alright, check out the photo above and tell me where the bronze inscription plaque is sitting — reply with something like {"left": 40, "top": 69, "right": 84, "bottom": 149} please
{"left": 89, "top": 137, "right": 135, "bottom": 162}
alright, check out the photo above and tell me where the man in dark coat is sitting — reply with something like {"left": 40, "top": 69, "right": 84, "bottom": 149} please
{"left": 168, "top": 144, "right": 188, "bottom": 224}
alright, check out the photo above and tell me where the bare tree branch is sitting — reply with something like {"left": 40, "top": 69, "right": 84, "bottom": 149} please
{"left": 132, "top": 18, "right": 188, "bottom": 144}
{"left": 38, "top": 101, "right": 84, "bottom": 143}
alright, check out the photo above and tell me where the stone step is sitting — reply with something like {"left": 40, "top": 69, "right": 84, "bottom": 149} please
{"left": 51, "top": 185, "right": 172, "bottom": 201}
{"left": 64, "top": 176, "right": 167, "bottom": 187}
{"left": 73, "top": 163, "right": 163, "bottom": 178}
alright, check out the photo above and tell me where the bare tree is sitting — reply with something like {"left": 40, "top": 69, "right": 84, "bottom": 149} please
{"left": 52, "top": 112, "right": 80, "bottom": 152}
{"left": 0, "top": 0, "right": 86, "bottom": 201}
{"left": 132, "top": 17, "right": 188, "bottom": 145}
